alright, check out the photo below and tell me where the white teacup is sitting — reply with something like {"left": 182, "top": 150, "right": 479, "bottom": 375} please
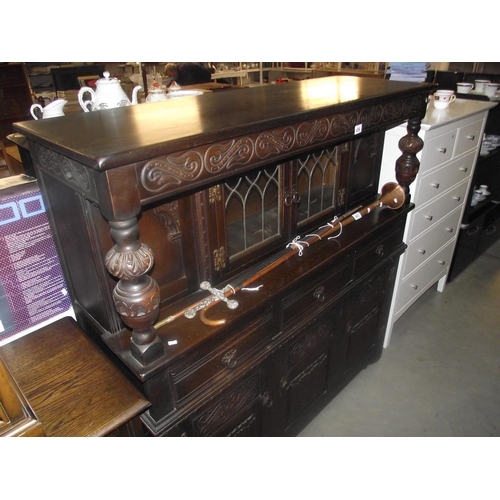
{"left": 457, "top": 82, "right": 474, "bottom": 93}
{"left": 475, "top": 80, "right": 490, "bottom": 93}
{"left": 484, "top": 83, "right": 500, "bottom": 97}
{"left": 433, "top": 91, "right": 456, "bottom": 109}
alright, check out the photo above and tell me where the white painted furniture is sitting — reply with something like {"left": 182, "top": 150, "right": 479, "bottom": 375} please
{"left": 379, "top": 99, "right": 497, "bottom": 347}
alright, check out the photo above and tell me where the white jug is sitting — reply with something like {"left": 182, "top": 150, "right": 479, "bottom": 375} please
{"left": 30, "top": 99, "right": 67, "bottom": 120}
{"left": 78, "top": 71, "right": 142, "bottom": 112}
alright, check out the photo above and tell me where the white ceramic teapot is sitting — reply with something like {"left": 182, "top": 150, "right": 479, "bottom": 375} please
{"left": 30, "top": 98, "right": 67, "bottom": 120}
{"left": 78, "top": 71, "right": 142, "bottom": 112}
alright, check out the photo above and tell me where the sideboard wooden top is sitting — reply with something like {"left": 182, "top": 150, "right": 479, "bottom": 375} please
{"left": 14, "top": 77, "right": 436, "bottom": 171}
{"left": 0, "top": 318, "right": 150, "bottom": 436}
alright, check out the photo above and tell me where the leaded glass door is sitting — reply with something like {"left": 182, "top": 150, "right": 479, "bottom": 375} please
{"left": 294, "top": 144, "right": 344, "bottom": 233}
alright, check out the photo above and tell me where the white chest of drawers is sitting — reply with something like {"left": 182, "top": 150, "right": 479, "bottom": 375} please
{"left": 379, "top": 99, "right": 496, "bottom": 347}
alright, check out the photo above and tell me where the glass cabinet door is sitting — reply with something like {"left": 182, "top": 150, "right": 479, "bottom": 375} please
{"left": 295, "top": 144, "right": 344, "bottom": 231}
{"left": 345, "top": 131, "right": 385, "bottom": 209}
{"left": 206, "top": 162, "right": 291, "bottom": 281}
{"left": 224, "top": 163, "right": 283, "bottom": 258}
{"left": 203, "top": 132, "right": 384, "bottom": 283}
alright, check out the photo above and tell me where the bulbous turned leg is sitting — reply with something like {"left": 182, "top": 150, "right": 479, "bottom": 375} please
{"left": 105, "top": 218, "right": 164, "bottom": 365}
{"left": 395, "top": 115, "right": 424, "bottom": 201}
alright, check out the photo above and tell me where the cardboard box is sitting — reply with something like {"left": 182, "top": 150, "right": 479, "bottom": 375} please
{"left": 0, "top": 175, "right": 74, "bottom": 346}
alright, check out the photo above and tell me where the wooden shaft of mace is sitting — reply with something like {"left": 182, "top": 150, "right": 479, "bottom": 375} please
{"left": 156, "top": 182, "right": 405, "bottom": 329}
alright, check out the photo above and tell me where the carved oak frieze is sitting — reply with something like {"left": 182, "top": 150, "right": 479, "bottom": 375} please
{"left": 138, "top": 96, "right": 426, "bottom": 202}
{"left": 205, "top": 138, "right": 254, "bottom": 173}
{"left": 140, "top": 150, "right": 204, "bottom": 192}
{"left": 255, "top": 126, "right": 295, "bottom": 158}
{"left": 31, "top": 143, "right": 97, "bottom": 202}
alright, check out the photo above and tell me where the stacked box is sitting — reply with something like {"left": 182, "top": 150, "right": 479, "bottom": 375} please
{"left": 0, "top": 175, "right": 74, "bottom": 346}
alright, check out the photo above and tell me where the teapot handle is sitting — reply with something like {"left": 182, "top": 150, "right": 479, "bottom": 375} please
{"left": 30, "top": 104, "right": 43, "bottom": 120}
{"left": 78, "top": 86, "right": 95, "bottom": 113}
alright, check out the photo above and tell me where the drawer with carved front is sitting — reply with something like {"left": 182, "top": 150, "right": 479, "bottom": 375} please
{"left": 281, "top": 255, "right": 351, "bottom": 327}
{"left": 352, "top": 224, "right": 405, "bottom": 279}
{"left": 169, "top": 307, "right": 278, "bottom": 405}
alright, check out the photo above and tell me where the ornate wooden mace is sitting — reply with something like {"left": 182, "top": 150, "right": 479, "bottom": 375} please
{"left": 155, "top": 182, "right": 406, "bottom": 329}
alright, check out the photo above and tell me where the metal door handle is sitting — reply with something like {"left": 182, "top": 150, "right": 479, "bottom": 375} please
{"left": 453, "top": 196, "right": 461, "bottom": 202}
{"left": 466, "top": 135, "right": 475, "bottom": 140}
{"left": 425, "top": 215, "right": 433, "bottom": 221}
{"left": 431, "top": 183, "right": 440, "bottom": 189}
{"left": 459, "top": 167, "right": 468, "bottom": 172}
{"left": 418, "top": 249, "right": 426, "bottom": 255}
{"left": 438, "top": 148, "right": 447, "bottom": 153}
{"left": 446, "top": 227, "right": 454, "bottom": 233}
{"left": 410, "top": 284, "right": 418, "bottom": 290}
{"left": 438, "top": 260, "right": 446, "bottom": 265}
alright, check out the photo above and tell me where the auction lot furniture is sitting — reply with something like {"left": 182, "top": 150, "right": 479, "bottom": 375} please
{"left": 379, "top": 99, "right": 496, "bottom": 346}
{"left": 15, "top": 77, "right": 435, "bottom": 436}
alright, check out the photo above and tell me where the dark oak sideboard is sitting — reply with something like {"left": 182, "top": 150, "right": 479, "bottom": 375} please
{"left": 15, "top": 77, "right": 436, "bottom": 436}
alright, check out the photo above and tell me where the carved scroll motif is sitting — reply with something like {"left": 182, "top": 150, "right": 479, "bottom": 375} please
{"left": 196, "top": 376, "right": 259, "bottom": 436}
{"left": 33, "top": 144, "right": 96, "bottom": 199}
{"left": 138, "top": 96, "right": 427, "bottom": 198}
{"left": 289, "top": 323, "right": 330, "bottom": 366}
{"left": 140, "top": 150, "right": 203, "bottom": 192}
{"left": 205, "top": 138, "right": 254, "bottom": 173}
{"left": 255, "top": 126, "right": 295, "bottom": 158}
{"left": 329, "top": 112, "right": 359, "bottom": 137}
{"left": 296, "top": 118, "right": 330, "bottom": 147}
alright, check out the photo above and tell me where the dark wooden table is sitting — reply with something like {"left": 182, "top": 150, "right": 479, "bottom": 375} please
{"left": 0, "top": 317, "right": 150, "bottom": 436}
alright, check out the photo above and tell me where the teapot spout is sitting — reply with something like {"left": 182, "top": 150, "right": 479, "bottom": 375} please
{"left": 131, "top": 85, "right": 142, "bottom": 105}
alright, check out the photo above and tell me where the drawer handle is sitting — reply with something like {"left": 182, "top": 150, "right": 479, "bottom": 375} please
{"left": 445, "top": 227, "right": 454, "bottom": 233}
{"left": 438, "top": 260, "right": 446, "bottom": 265}
{"left": 425, "top": 215, "right": 433, "bottom": 221}
{"left": 466, "top": 225, "right": 480, "bottom": 236}
{"left": 459, "top": 167, "right": 468, "bottom": 172}
{"left": 485, "top": 226, "right": 497, "bottom": 236}
{"left": 431, "top": 183, "right": 440, "bottom": 189}
{"left": 467, "top": 135, "right": 475, "bottom": 140}
{"left": 280, "top": 376, "right": 290, "bottom": 391}
{"left": 313, "top": 286, "right": 326, "bottom": 302}
{"left": 438, "top": 148, "right": 447, "bottom": 153}
{"left": 261, "top": 392, "right": 273, "bottom": 408}
{"left": 452, "top": 196, "right": 461, "bottom": 202}
{"left": 410, "top": 284, "right": 418, "bottom": 290}
{"left": 418, "top": 249, "right": 426, "bottom": 255}
{"left": 375, "top": 244, "right": 385, "bottom": 257}
{"left": 221, "top": 349, "right": 238, "bottom": 369}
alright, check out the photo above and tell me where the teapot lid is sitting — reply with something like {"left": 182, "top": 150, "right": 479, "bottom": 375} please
{"left": 97, "top": 71, "right": 120, "bottom": 84}
{"left": 149, "top": 86, "right": 166, "bottom": 93}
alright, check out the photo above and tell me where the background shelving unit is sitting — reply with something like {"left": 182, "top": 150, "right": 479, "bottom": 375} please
{"left": 0, "top": 63, "right": 33, "bottom": 142}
